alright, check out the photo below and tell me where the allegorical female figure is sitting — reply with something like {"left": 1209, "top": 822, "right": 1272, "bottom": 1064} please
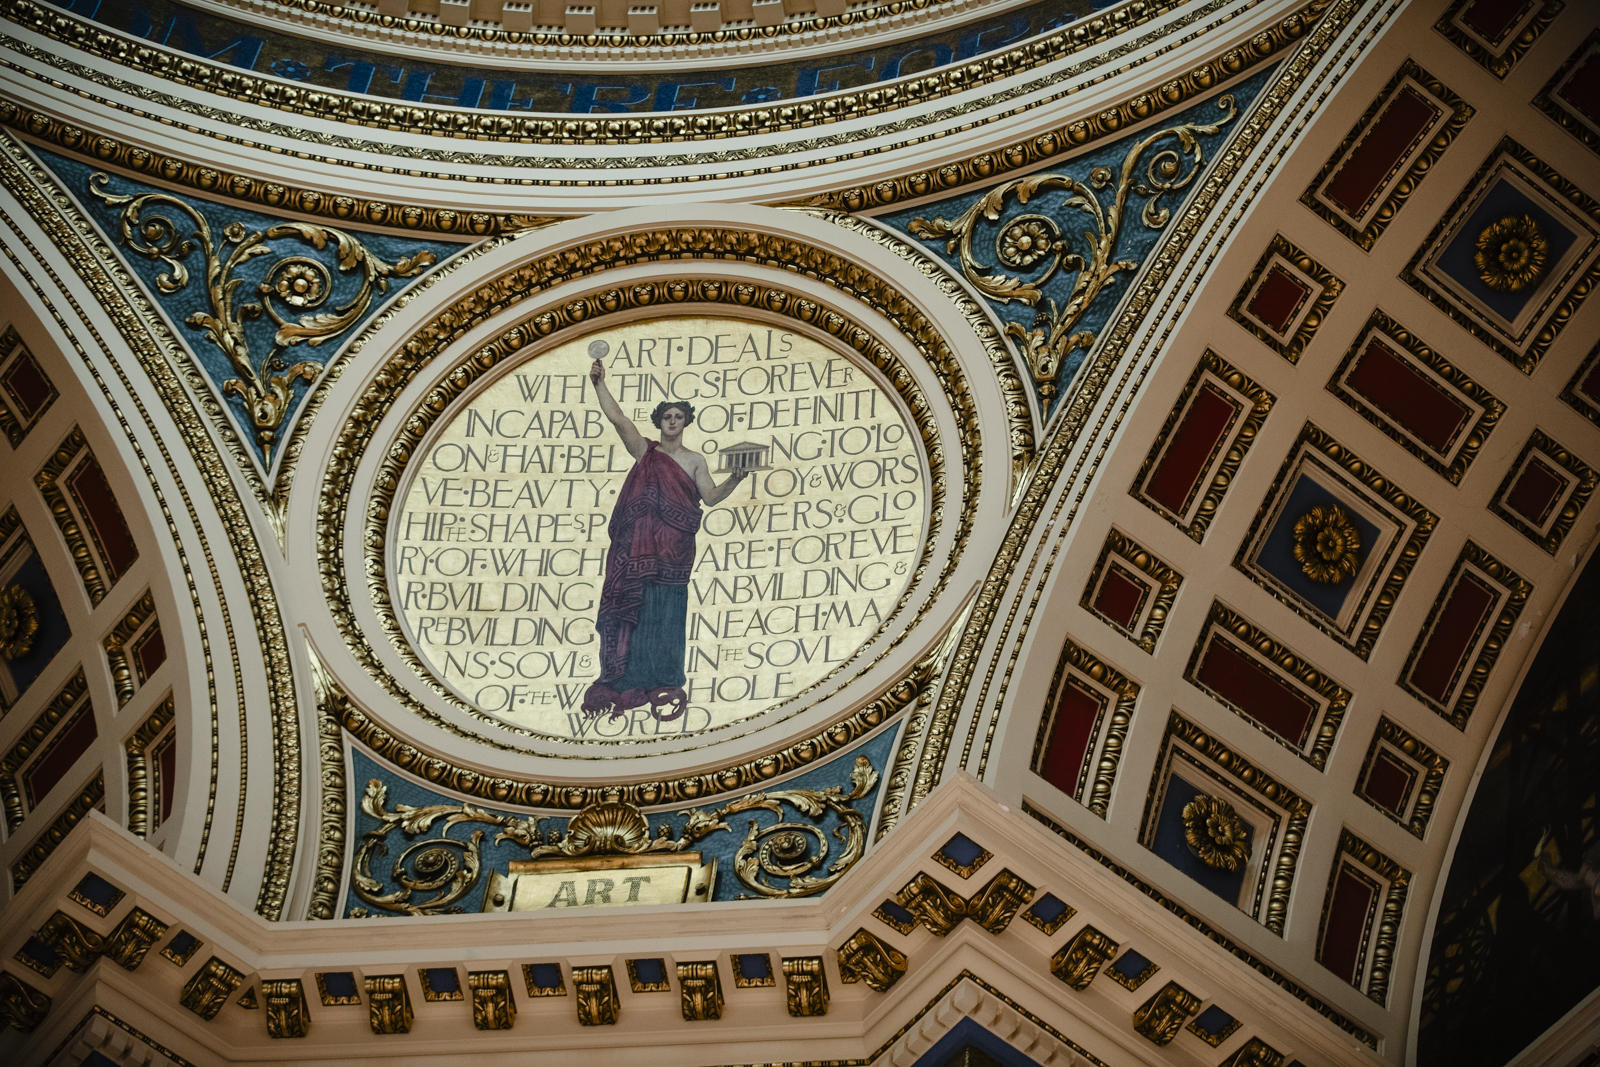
{"left": 583, "top": 342, "right": 747, "bottom": 720}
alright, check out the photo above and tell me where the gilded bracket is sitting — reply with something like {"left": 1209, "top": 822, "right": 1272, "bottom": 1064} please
{"left": 468, "top": 970, "right": 517, "bottom": 1030}
{"left": 0, "top": 970, "right": 50, "bottom": 1032}
{"left": 573, "top": 965, "right": 620, "bottom": 1026}
{"left": 365, "top": 974, "right": 414, "bottom": 1034}
{"left": 180, "top": 958, "right": 244, "bottom": 1020}
{"left": 836, "top": 928, "right": 908, "bottom": 993}
{"left": 782, "top": 957, "right": 829, "bottom": 1017}
{"left": 676, "top": 961, "right": 724, "bottom": 1021}
{"left": 894, "top": 867, "right": 1034, "bottom": 935}
{"left": 1050, "top": 925, "right": 1119, "bottom": 990}
{"left": 1132, "top": 981, "right": 1201, "bottom": 1045}
{"left": 33, "top": 911, "right": 105, "bottom": 971}
{"left": 262, "top": 979, "right": 311, "bottom": 1039}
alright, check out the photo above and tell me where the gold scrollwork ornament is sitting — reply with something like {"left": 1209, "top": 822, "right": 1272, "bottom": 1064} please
{"left": 351, "top": 756, "right": 880, "bottom": 915}
{"left": 1049, "top": 925, "right": 1119, "bottom": 990}
{"left": 1132, "top": 981, "right": 1202, "bottom": 1046}
{"left": 1292, "top": 503, "right": 1362, "bottom": 584}
{"left": 909, "top": 98, "right": 1237, "bottom": 399}
{"left": 1475, "top": 214, "right": 1548, "bottom": 293}
{"left": 0, "top": 583, "right": 37, "bottom": 660}
{"left": 1182, "top": 794, "right": 1251, "bottom": 872}
{"left": 836, "top": 929, "right": 908, "bottom": 992}
{"left": 87, "top": 174, "right": 435, "bottom": 449}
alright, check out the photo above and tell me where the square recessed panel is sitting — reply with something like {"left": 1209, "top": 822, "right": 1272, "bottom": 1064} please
{"left": 1235, "top": 424, "right": 1435, "bottom": 659}
{"left": 1301, "top": 61, "right": 1474, "bottom": 250}
{"left": 1255, "top": 474, "right": 1382, "bottom": 622}
{"left": 1435, "top": 0, "right": 1564, "bottom": 79}
{"left": 933, "top": 833, "right": 991, "bottom": 878}
{"left": 1080, "top": 530, "right": 1183, "bottom": 654}
{"left": 1148, "top": 773, "right": 1252, "bottom": 908}
{"left": 1362, "top": 751, "right": 1416, "bottom": 814}
{"left": 1188, "top": 1004, "right": 1242, "bottom": 1046}
{"left": 1022, "top": 893, "right": 1075, "bottom": 935}
{"left": 1327, "top": 311, "right": 1503, "bottom": 484}
{"left": 1488, "top": 431, "right": 1598, "bottom": 553}
{"left": 1401, "top": 140, "right": 1600, "bottom": 373}
{"left": 1141, "top": 711, "right": 1311, "bottom": 935}
{"left": 68, "top": 871, "right": 124, "bottom": 916}
{"left": 1104, "top": 949, "right": 1158, "bottom": 991}
{"left": 1227, "top": 235, "right": 1344, "bottom": 363}
{"left": 1357, "top": 717, "right": 1448, "bottom": 838}
{"left": 872, "top": 899, "right": 917, "bottom": 935}
{"left": 523, "top": 962, "right": 566, "bottom": 996}
{"left": 732, "top": 953, "right": 774, "bottom": 987}
{"left": 626, "top": 958, "right": 670, "bottom": 992}
{"left": 1534, "top": 30, "right": 1600, "bottom": 157}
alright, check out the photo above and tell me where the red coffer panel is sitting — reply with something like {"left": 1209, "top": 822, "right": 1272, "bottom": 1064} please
{"left": 1561, "top": 54, "right": 1600, "bottom": 125}
{"left": 1145, "top": 385, "right": 1239, "bottom": 515}
{"left": 1505, "top": 459, "right": 1565, "bottom": 525}
{"left": 1320, "top": 866, "right": 1378, "bottom": 985}
{"left": 1094, "top": 566, "right": 1147, "bottom": 629}
{"left": 1325, "top": 88, "right": 1439, "bottom": 217}
{"left": 1247, "top": 267, "right": 1310, "bottom": 333}
{"left": 68, "top": 457, "right": 139, "bottom": 581}
{"left": 1409, "top": 573, "right": 1497, "bottom": 703}
{"left": 1037, "top": 680, "right": 1103, "bottom": 798}
{"left": 1346, "top": 339, "right": 1470, "bottom": 455}
{"left": 22, "top": 707, "right": 98, "bottom": 808}
{"left": 1196, "top": 637, "right": 1318, "bottom": 746}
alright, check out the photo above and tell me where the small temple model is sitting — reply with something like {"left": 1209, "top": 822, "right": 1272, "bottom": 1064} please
{"left": 717, "top": 441, "right": 772, "bottom": 473}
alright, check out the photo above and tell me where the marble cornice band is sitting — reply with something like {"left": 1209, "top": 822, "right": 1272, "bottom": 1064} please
{"left": 0, "top": 2, "right": 1317, "bottom": 227}
{"left": 0, "top": 0, "right": 1306, "bottom": 150}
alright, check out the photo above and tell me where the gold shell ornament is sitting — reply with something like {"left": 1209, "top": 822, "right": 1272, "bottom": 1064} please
{"left": 1181, "top": 794, "right": 1250, "bottom": 872}
{"left": 0, "top": 584, "right": 38, "bottom": 660}
{"left": 1474, "top": 213, "right": 1548, "bottom": 293}
{"left": 1292, "top": 504, "right": 1363, "bottom": 584}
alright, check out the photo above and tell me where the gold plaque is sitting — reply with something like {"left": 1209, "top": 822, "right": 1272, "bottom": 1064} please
{"left": 482, "top": 853, "right": 717, "bottom": 912}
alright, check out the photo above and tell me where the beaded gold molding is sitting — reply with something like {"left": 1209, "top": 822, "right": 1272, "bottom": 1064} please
{"left": 1487, "top": 430, "right": 1598, "bottom": 555}
{"left": 102, "top": 589, "right": 157, "bottom": 708}
{"left": 1300, "top": 59, "right": 1474, "bottom": 251}
{"left": 124, "top": 694, "right": 174, "bottom": 839}
{"left": 1399, "top": 539, "right": 1529, "bottom": 730}
{"left": 1357, "top": 716, "right": 1447, "bottom": 840}
{"left": 1079, "top": 529, "right": 1182, "bottom": 654}
{"left": 1233, "top": 421, "right": 1438, "bottom": 661}
{"left": 1399, "top": 138, "right": 1600, "bottom": 375}
{"left": 10, "top": 772, "right": 104, "bottom": 889}
{"left": 1319, "top": 827, "right": 1409, "bottom": 1006}
{"left": 1534, "top": 32, "right": 1600, "bottom": 159}
{"left": 1140, "top": 710, "right": 1311, "bottom": 936}
{"left": 1183, "top": 600, "right": 1349, "bottom": 771}
{"left": 1225, "top": 234, "right": 1344, "bottom": 364}
{"left": 1131, "top": 348, "right": 1275, "bottom": 543}
{"left": 305, "top": 648, "right": 349, "bottom": 922}
{"left": 1434, "top": 0, "right": 1564, "bottom": 80}
{"left": 0, "top": 667, "right": 90, "bottom": 833}
{"left": 1029, "top": 639, "right": 1137, "bottom": 818}
{"left": 1021, "top": 801, "right": 1375, "bottom": 1048}
{"left": 1326, "top": 309, "right": 1504, "bottom": 486}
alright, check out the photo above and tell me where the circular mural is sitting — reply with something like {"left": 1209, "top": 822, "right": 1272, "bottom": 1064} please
{"left": 389, "top": 314, "right": 928, "bottom": 741}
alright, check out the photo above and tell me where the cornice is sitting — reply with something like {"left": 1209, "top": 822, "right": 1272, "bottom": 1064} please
{"left": 0, "top": 0, "right": 1318, "bottom": 158}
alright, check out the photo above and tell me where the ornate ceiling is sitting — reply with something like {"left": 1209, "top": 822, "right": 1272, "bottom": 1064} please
{"left": 0, "top": 0, "right": 1597, "bottom": 1064}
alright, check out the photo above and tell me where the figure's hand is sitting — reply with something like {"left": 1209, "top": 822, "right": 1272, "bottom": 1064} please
{"left": 732, "top": 468, "right": 748, "bottom": 482}
{"left": 590, "top": 359, "right": 604, "bottom": 383}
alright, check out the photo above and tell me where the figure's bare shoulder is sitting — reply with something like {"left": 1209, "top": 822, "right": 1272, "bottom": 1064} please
{"left": 687, "top": 452, "right": 711, "bottom": 476}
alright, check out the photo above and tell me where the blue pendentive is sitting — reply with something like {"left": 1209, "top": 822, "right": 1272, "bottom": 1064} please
{"left": 880, "top": 67, "right": 1277, "bottom": 416}
{"left": 344, "top": 726, "right": 897, "bottom": 917}
{"left": 29, "top": 148, "right": 464, "bottom": 471}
